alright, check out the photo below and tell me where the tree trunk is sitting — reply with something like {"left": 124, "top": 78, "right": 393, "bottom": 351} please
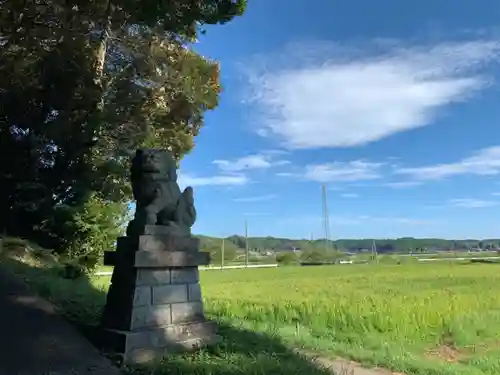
{"left": 92, "top": 0, "right": 113, "bottom": 109}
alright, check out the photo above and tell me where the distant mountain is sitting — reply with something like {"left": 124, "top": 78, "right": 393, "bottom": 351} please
{"left": 197, "top": 235, "right": 500, "bottom": 254}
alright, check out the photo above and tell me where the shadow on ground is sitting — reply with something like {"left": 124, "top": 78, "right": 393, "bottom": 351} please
{"left": 0, "top": 254, "right": 337, "bottom": 375}
{"left": 468, "top": 259, "right": 500, "bottom": 264}
{"left": 0, "top": 258, "right": 120, "bottom": 375}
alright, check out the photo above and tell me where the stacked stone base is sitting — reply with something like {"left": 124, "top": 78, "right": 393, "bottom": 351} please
{"left": 101, "top": 320, "right": 219, "bottom": 364}
{"left": 99, "top": 226, "right": 219, "bottom": 364}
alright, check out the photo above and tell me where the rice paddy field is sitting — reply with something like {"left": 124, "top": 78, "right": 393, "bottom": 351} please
{"left": 3, "top": 252, "right": 500, "bottom": 375}
{"left": 199, "top": 263, "right": 500, "bottom": 375}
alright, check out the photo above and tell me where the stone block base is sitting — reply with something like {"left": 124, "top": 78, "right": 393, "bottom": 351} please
{"left": 100, "top": 320, "right": 220, "bottom": 365}
{"left": 100, "top": 227, "right": 216, "bottom": 365}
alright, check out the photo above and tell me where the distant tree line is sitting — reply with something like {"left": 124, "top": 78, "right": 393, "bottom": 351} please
{"left": 198, "top": 235, "right": 500, "bottom": 259}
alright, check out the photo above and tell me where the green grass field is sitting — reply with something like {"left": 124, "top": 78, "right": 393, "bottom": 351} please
{"left": 203, "top": 264, "right": 500, "bottom": 373}
{"left": 93, "top": 263, "right": 500, "bottom": 374}
{"left": 3, "top": 251, "right": 500, "bottom": 375}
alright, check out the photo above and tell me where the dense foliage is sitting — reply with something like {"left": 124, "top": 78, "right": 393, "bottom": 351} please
{"left": 0, "top": 0, "right": 247, "bottom": 272}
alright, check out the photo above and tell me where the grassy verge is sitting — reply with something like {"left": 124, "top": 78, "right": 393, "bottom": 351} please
{"left": 0, "top": 246, "right": 339, "bottom": 375}
{"left": 2, "top": 240, "right": 500, "bottom": 375}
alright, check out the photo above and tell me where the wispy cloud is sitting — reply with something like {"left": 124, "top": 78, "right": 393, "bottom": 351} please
{"left": 213, "top": 153, "right": 289, "bottom": 173}
{"left": 340, "top": 193, "right": 359, "bottom": 198}
{"left": 385, "top": 181, "right": 423, "bottom": 189}
{"left": 305, "top": 161, "right": 383, "bottom": 182}
{"left": 179, "top": 174, "right": 248, "bottom": 187}
{"left": 233, "top": 194, "right": 277, "bottom": 202}
{"left": 395, "top": 146, "right": 500, "bottom": 180}
{"left": 243, "top": 38, "right": 500, "bottom": 149}
{"left": 448, "top": 198, "right": 498, "bottom": 208}
{"left": 276, "top": 172, "right": 295, "bottom": 177}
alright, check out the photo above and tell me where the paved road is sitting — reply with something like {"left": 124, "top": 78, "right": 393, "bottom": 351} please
{"left": 0, "top": 270, "right": 122, "bottom": 375}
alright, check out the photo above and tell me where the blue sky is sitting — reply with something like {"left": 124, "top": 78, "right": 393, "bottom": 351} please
{"left": 176, "top": 0, "right": 500, "bottom": 239}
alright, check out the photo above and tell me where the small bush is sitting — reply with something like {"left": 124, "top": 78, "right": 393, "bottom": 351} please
{"left": 276, "top": 252, "right": 299, "bottom": 265}
{"left": 58, "top": 261, "right": 86, "bottom": 280}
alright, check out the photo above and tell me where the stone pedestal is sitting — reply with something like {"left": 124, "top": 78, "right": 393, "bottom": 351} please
{"left": 99, "top": 225, "right": 219, "bottom": 364}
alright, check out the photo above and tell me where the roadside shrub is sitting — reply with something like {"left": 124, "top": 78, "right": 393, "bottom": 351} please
{"left": 57, "top": 193, "right": 129, "bottom": 273}
{"left": 59, "top": 261, "right": 86, "bottom": 279}
{"left": 276, "top": 252, "right": 298, "bottom": 265}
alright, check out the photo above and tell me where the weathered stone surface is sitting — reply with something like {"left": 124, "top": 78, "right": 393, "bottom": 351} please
{"left": 100, "top": 321, "right": 220, "bottom": 364}
{"left": 136, "top": 269, "right": 171, "bottom": 286}
{"left": 106, "top": 321, "right": 217, "bottom": 352}
{"left": 187, "top": 283, "right": 202, "bottom": 302}
{"left": 152, "top": 284, "right": 188, "bottom": 305}
{"left": 164, "top": 320, "right": 217, "bottom": 344}
{"left": 171, "top": 267, "right": 199, "bottom": 284}
{"left": 138, "top": 234, "right": 199, "bottom": 253}
{"left": 133, "top": 286, "right": 152, "bottom": 307}
{"left": 126, "top": 149, "right": 196, "bottom": 236}
{"left": 142, "top": 225, "right": 184, "bottom": 236}
{"left": 134, "top": 250, "right": 210, "bottom": 268}
{"left": 125, "top": 336, "right": 219, "bottom": 364}
{"left": 171, "top": 301, "right": 204, "bottom": 324}
{"left": 131, "top": 304, "right": 171, "bottom": 330}
{"left": 107, "top": 251, "right": 209, "bottom": 268}
{"left": 99, "top": 148, "right": 216, "bottom": 365}
{"left": 116, "top": 234, "right": 200, "bottom": 252}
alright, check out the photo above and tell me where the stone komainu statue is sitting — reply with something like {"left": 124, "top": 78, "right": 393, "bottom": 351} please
{"left": 127, "top": 149, "right": 196, "bottom": 236}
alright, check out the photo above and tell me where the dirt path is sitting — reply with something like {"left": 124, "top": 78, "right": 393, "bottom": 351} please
{"left": 295, "top": 349, "right": 406, "bottom": 375}
{"left": 0, "top": 269, "right": 122, "bottom": 375}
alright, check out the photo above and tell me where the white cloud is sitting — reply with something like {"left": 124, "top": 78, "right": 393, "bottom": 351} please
{"left": 305, "top": 161, "right": 383, "bottom": 182}
{"left": 213, "top": 153, "right": 289, "bottom": 173}
{"left": 244, "top": 38, "right": 500, "bottom": 149}
{"left": 179, "top": 174, "right": 248, "bottom": 187}
{"left": 395, "top": 146, "right": 500, "bottom": 180}
{"left": 233, "top": 194, "right": 276, "bottom": 202}
{"left": 340, "top": 193, "right": 359, "bottom": 198}
{"left": 276, "top": 172, "right": 295, "bottom": 177}
{"left": 448, "top": 198, "right": 497, "bottom": 208}
{"left": 385, "top": 181, "right": 423, "bottom": 189}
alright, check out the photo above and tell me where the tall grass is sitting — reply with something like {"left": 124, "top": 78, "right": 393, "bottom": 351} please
{"left": 199, "top": 264, "right": 500, "bottom": 374}
{"left": 6, "top": 246, "right": 500, "bottom": 374}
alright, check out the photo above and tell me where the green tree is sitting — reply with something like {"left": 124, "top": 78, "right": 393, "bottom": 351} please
{"left": 0, "top": 0, "right": 247, "bottom": 268}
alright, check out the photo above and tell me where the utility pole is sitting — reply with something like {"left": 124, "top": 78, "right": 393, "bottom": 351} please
{"left": 371, "top": 239, "right": 378, "bottom": 264}
{"left": 221, "top": 237, "right": 225, "bottom": 270}
{"left": 245, "top": 219, "right": 249, "bottom": 268}
{"left": 321, "top": 184, "right": 331, "bottom": 252}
